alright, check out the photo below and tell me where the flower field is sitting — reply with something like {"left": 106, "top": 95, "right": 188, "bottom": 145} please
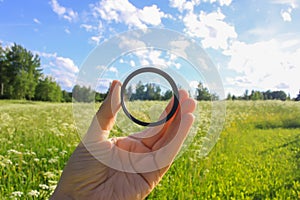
{"left": 0, "top": 100, "right": 299, "bottom": 199}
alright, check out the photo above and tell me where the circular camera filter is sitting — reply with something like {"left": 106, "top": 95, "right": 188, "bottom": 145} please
{"left": 121, "top": 67, "right": 179, "bottom": 127}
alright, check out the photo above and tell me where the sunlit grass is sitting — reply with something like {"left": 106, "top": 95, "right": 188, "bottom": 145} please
{"left": 0, "top": 100, "right": 299, "bottom": 199}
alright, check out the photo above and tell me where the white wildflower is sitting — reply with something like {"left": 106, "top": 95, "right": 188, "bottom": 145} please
{"left": 48, "top": 156, "right": 59, "bottom": 164}
{"left": 11, "top": 191, "right": 23, "bottom": 197}
{"left": 39, "top": 184, "right": 49, "bottom": 190}
{"left": 7, "top": 149, "right": 22, "bottom": 155}
{"left": 48, "top": 180, "right": 57, "bottom": 185}
{"left": 27, "top": 190, "right": 40, "bottom": 197}
{"left": 24, "top": 150, "right": 36, "bottom": 156}
{"left": 49, "top": 185, "right": 57, "bottom": 191}
{"left": 4, "top": 158, "right": 13, "bottom": 165}
{"left": 43, "top": 171, "right": 56, "bottom": 179}
{"left": 59, "top": 150, "right": 68, "bottom": 156}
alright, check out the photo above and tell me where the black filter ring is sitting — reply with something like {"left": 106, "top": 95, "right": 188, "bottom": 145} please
{"left": 120, "top": 67, "right": 179, "bottom": 127}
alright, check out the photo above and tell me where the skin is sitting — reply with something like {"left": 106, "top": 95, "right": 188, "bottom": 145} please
{"left": 51, "top": 80, "right": 196, "bottom": 200}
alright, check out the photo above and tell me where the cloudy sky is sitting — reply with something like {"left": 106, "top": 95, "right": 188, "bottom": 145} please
{"left": 0, "top": 0, "right": 299, "bottom": 97}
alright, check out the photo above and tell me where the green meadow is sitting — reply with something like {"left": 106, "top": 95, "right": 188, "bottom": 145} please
{"left": 0, "top": 100, "right": 299, "bottom": 199}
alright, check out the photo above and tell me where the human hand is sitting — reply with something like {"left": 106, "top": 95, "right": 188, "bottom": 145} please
{"left": 51, "top": 80, "right": 196, "bottom": 200}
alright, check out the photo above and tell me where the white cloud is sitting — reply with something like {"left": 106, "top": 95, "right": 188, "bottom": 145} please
{"left": 80, "top": 24, "right": 95, "bottom": 32}
{"left": 50, "top": 0, "right": 65, "bottom": 15}
{"left": 49, "top": 56, "right": 78, "bottom": 89}
{"left": 276, "top": 82, "right": 289, "bottom": 89}
{"left": 64, "top": 28, "right": 71, "bottom": 34}
{"left": 117, "top": 37, "right": 182, "bottom": 69}
{"left": 183, "top": 9, "right": 237, "bottom": 50}
{"left": 281, "top": 9, "right": 292, "bottom": 21}
{"left": 271, "top": 0, "right": 298, "bottom": 22}
{"left": 52, "top": 56, "right": 79, "bottom": 73}
{"left": 49, "top": 0, "right": 78, "bottom": 22}
{"left": 38, "top": 51, "right": 79, "bottom": 90}
{"left": 108, "top": 66, "right": 118, "bottom": 75}
{"left": 133, "top": 49, "right": 181, "bottom": 70}
{"left": 128, "top": 49, "right": 167, "bottom": 67}
{"left": 34, "top": 51, "right": 57, "bottom": 58}
{"left": 169, "top": 38, "right": 190, "bottom": 58}
{"left": 218, "top": 0, "right": 232, "bottom": 6}
{"left": 147, "top": 50, "right": 167, "bottom": 66}
{"left": 138, "top": 5, "right": 165, "bottom": 26}
{"left": 33, "top": 18, "right": 41, "bottom": 24}
{"left": 50, "top": 68, "right": 77, "bottom": 89}
{"left": 281, "top": 8, "right": 292, "bottom": 22}
{"left": 91, "top": 35, "right": 102, "bottom": 44}
{"left": 224, "top": 38, "right": 300, "bottom": 96}
{"left": 270, "top": 0, "right": 298, "bottom": 8}
{"left": 169, "top": 0, "right": 231, "bottom": 12}
{"left": 130, "top": 60, "right": 136, "bottom": 67}
{"left": 189, "top": 80, "right": 199, "bottom": 89}
{"left": 96, "top": 78, "right": 112, "bottom": 93}
{"left": 169, "top": 0, "right": 200, "bottom": 12}
{"left": 203, "top": 0, "right": 232, "bottom": 6}
{"left": 118, "top": 36, "right": 147, "bottom": 51}
{"left": 92, "top": 0, "right": 166, "bottom": 29}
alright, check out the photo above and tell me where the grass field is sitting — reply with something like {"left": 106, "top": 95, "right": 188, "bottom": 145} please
{"left": 0, "top": 100, "right": 299, "bottom": 199}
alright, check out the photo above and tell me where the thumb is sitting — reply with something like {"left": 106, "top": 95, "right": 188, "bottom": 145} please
{"left": 83, "top": 80, "right": 121, "bottom": 143}
{"left": 97, "top": 80, "right": 122, "bottom": 130}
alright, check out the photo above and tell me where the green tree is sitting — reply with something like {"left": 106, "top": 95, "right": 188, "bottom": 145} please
{"left": 3, "top": 43, "right": 41, "bottom": 99}
{"left": 250, "top": 90, "right": 263, "bottom": 100}
{"left": 0, "top": 44, "right": 7, "bottom": 97}
{"left": 134, "top": 81, "right": 146, "bottom": 100}
{"left": 35, "top": 76, "right": 62, "bottom": 102}
{"left": 125, "top": 85, "right": 133, "bottom": 101}
{"left": 243, "top": 89, "right": 249, "bottom": 100}
{"left": 232, "top": 95, "right": 237, "bottom": 100}
{"left": 145, "top": 83, "right": 155, "bottom": 100}
{"left": 62, "top": 90, "right": 72, "bottom": 102}
{"left": 163, "top": 90, "right": 173, "bottom": 100}
{"left": 196, "top": 82, "right": 211, "bottom": 101}
{"left": 226, "top": 93, "right": 232, "bottom": 100}
{"left": 295, "top": 90, "right": 300, "bottom": 101}
{"left": 271, "top": 91, "right": 287, "bottom": 101}
{"left": 154, "top": 85, "right": 162, "bottom": 100}
{"left": 72, "top": 85, "right": 94, "bottom": 102}
{"left": 263, "top": 90, "right": 272, "bottom": 100}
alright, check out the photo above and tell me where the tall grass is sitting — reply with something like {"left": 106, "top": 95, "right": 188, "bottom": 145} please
{"left": 0, "top": 100, "right": 299, "bottom": 199}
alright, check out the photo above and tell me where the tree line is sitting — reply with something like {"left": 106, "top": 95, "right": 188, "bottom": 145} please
{"left": 0, "top": 43, "right": 72, "bottom": 102}
{"left": 124, "top": 81, "right": 172, "bottom": 101}
{"left": 226, "top": 89, "right": 299, "bottom": 101}
{"left": 72, "top": 81, "right": 219, "bottom": 102}
{"left": 123, "top": 81, "right": 219, "bottom": 101}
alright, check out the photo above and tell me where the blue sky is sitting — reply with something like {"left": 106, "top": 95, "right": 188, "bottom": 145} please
{"left": 0, "top": 0, "right": 299, "bottom": 97}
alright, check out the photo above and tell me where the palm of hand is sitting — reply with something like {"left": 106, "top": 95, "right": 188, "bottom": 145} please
{"left": 51, "top": 81, "right": 196, "bottom": 200}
